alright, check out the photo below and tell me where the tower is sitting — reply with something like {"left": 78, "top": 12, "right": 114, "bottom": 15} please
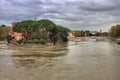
{"left": 100, "top": 29, "right": 102, "bottom": 33}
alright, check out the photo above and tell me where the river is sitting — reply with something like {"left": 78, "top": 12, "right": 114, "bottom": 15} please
{"left": 0, "top": 41, "right": 120, "bottom": 80}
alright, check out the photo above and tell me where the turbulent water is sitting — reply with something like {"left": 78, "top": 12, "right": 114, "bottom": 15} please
{"left": 0, "top": 41, "right": 120, "bottom": 80}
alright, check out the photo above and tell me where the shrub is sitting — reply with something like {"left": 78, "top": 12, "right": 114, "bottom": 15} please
{"left": 39, "top": 39, "right": 47, "bottom": 44}
{"left": 21, "top": 39, "right": 47, "bottom": 44}
{"left": 62, "top": 37, "right": 68, "bottom": 42}
{"left": 27, "top": 40, "right": 33, "bottom": 44}
{"left": 33, "top": 39, "right": 39, "bottom": 44}
{"left": 22, "top": 40, "right": 27, "bottom": 44}
{"left": 6, "top": 35, "right": 12, "bottom": 43}
{"left": 17, "top": 39, "right": 23, "bottom": 44}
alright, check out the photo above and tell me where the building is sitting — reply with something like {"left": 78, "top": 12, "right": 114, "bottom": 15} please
{"left": 11, "top": 22, "right": 24, "bottom": 41}
{"left": 11, "top": 32, "right": 24, "bottom": 41}
{"left": 68, "top": 31, "right": 75, "bottom": 40}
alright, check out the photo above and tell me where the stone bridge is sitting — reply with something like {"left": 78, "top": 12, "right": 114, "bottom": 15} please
{"left": 72, "top": 37, "right": 110, "bottom": 42}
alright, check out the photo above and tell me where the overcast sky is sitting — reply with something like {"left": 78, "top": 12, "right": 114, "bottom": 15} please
{"left": 0, "top": 0, "right": 120, "bottom": 31}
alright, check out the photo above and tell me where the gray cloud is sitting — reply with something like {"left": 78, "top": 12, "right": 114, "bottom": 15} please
{"left": 0, "top": 0, "right": 120, "bottom": 31}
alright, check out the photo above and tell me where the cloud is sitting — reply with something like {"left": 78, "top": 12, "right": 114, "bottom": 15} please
{"left": 0, "top": 0, "right": 120, "bottom": 31}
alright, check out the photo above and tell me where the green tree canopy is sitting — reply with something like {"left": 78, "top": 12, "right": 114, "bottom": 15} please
{"left": 12, "top": 19, "right": 70, "bottom": 43}
{"left": 37, "top": 19, "right": 56, "bottom": 31}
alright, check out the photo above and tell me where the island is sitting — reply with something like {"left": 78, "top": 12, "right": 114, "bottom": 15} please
{"left": 6, "top": 19, "right": 70, "bottom": 47}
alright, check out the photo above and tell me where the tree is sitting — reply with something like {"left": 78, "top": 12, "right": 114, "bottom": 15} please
{"left": 6, "top": 35, "right": 12, "bottom": 44}
{"left": 12, "top": 19, "right": 70, "bottom": 44}
{"left": 36, "top": 19, "right": 57, "bottom": 42}
{"left": 13, "top": 20, "right": 37, "bottom": 40}
{"left": 0, "top": 27, "right": 12, "bottom": 40}
{"left": 56, "top": 25, "right": 70, "bottom": 42}
{"left": 85, "top": 30, "right": 90, "bottom": 36}
{"left": 74, "top": 30, "right": 85, "bottom": 37}
{"left": 37, "top": 19, "right": 56, "bottom": 31}
{"left": 0, "top": 27, "right": 4, "bottom": 39}
{"left": 1, "top": 24, "right": 6, "bottom": 27}
{"left": 109, "top": 25, "right": 120, "bottom": 38}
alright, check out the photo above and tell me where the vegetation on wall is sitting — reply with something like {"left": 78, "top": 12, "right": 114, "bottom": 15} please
{"left": 12, "top": 19, "right": 70, "bottom": 44}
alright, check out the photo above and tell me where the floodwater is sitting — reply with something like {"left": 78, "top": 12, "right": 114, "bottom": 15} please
{"left": 0, "top": 41, "right": 120, "bottom": 80}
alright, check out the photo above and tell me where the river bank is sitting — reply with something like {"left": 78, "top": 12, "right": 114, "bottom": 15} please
{"left": 6, "top": 40, "right": 68, "bottom": 48}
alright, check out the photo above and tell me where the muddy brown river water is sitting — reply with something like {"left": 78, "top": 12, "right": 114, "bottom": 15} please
{"left": 0, "top": 41, "right": 120, "bottom": 80}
